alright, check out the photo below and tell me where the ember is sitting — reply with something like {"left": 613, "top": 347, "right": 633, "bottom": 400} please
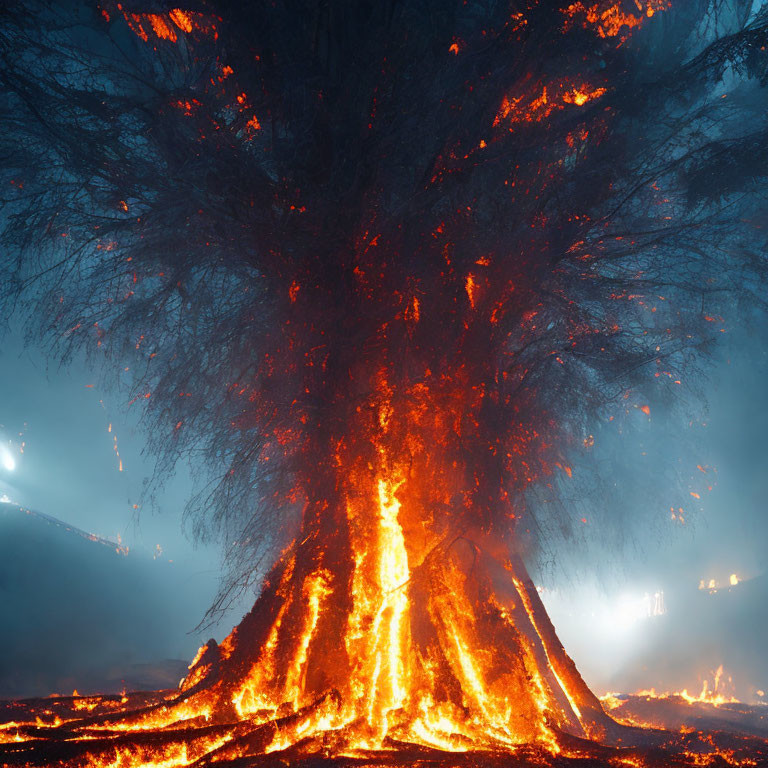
{"left": 1, "top": 0, "right": 768, "bottom": 766}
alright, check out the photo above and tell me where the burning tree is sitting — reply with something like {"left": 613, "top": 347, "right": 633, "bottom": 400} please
{"left": 2, "top": 0, "right": 768, "bottom": 765}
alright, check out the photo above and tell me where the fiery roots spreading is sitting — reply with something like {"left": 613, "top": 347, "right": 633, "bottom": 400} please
{"left": 2, "top": 463, "right": 768, "bottom": 768}
{"left": 3, "top": 511, "right": 768, "bottom": 767}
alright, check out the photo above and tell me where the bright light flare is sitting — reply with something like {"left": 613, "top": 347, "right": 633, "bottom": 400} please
{"left": 1, "top": 446, "right": 15, "bottom": 472}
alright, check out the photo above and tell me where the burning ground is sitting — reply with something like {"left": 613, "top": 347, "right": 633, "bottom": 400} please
{"left": 2, "top": 0, "right": 768, "bottom": 765}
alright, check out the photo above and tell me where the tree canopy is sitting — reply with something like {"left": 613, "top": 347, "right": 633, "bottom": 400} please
{"left": 1, "top": 0, "right": 767, "bottom": 612}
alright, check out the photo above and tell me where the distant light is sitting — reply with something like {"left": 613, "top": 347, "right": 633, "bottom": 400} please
{"left": 1, "top": 447, "right": 15, "bottom": 472}
{"left": 542, "top": 587, "right": 666, "bottom": 643}
{"left": 612, "top": 591, "right": 666, "bottom": 631}
{"left": 699, "top": 574, "right": 742, "bottom": 592}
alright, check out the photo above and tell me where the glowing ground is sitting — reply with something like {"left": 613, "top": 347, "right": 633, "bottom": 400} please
{"left": 3, "top": 689, "right": 768, "bottom": 767}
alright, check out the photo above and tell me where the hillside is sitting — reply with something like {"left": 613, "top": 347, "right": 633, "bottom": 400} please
{"left": 0, "top": 503, "right": 212, "bottom": 698}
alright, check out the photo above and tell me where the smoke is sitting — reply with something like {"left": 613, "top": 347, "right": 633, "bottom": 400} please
{"left": 533, "top": 309, "right": 768, "bottom": 698}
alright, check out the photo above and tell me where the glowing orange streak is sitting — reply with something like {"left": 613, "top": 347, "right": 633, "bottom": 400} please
{"left": 513, "top": 577, "right": 583, "bottom": 727}
{"left": 285, "top": 570, "right": 332, "bottom": 707}
{"left": 84, "top": 698, "right": 212, "bottom": 732}
{"left": 377, "top": 478, "right": 410, "bottom": 705}
{"left": 98, "top": 732, "right": 232, "bottom": 768}
{"left": 447, "top": 627, "right": 505, "bottom": 735}
{"left": 353, "top": 474, "right": 410, "bottom": 740}
{"left": 431, "top": 578, "right": 559, "bottom": 750}
{"left": 232, "top": 599, "right": 289, "bottom": 717}
{"left": 265, "top": 696, "right": 339, "bottom": 754}
{"left": 489, "top": 596, "right": 563, "bottom": 749}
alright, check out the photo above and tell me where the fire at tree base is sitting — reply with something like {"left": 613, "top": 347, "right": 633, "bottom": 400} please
{"left": 2, "top": 535, "right": 768, "bottom": 767}
{"left": 3, "top": 687, "right": 768, "bottom": 767}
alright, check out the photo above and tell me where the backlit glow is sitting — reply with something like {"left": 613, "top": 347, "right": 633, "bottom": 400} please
{"left": 1, "top": 446, "right": 15, "bottom": 472}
